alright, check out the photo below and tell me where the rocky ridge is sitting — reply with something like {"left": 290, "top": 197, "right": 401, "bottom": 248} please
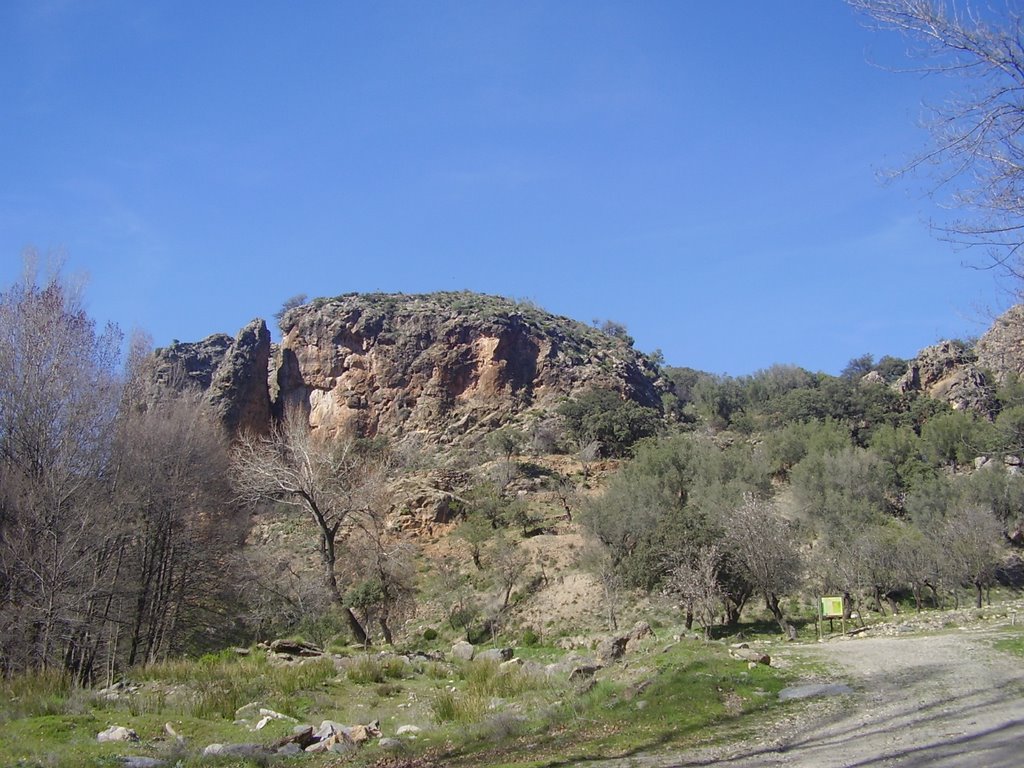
{"left": 891, "top": 304, "right": 1024, "bottom": 413}
{"left": 148, "top": 318, "right": 272, "bottom": 434}
{"left": 149, "top": 291, "right": 665, "bottom": 442}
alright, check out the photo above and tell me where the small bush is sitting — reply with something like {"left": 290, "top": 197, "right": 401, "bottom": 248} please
{"left": 422, "top": 628, "right": 439, "bottom": 642}
{"left": 521, "top": 629, "right": 540, "bottom": 647}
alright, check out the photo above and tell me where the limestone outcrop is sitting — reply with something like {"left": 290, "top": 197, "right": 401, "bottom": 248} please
{"left": 149, "top": 318, "right": 272, "bottom": 434}
{"left": 976, "top": 304, "right": 1024, "bottom": 385}
{"left": 273, "top": 292, "right": 664, "bottom": 442}
{"left": 895, "top": 340, "right": 995, "bottom": 413}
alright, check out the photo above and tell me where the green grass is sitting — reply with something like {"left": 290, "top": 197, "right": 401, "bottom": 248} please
{"left": 426, "top": 638, "right": 790, "bottom": 768}
{"left": 994, "top": 626, "right": 1024, "bottom": 658}
{"left": 0, "top": 631, "right": 794, "bottom": 768}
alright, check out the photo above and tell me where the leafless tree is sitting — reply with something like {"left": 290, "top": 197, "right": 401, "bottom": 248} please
{"left": 723, "top": 495, "right": 801, "bottom": 638}
{"left": 578, "top": 537, "right": 621, "bottom": 631}
{"left": 665, "top": 545, "right": 724, "bottom": 639}
{"left": 491, "top": 535, "right": 529, "bottom": 610}
{"left": 850, "top": 1, "right": 1024, "bottom": 278}
{"left": 0, "top": 256, "right": 122, "bottom": 678}
{"left": 230, "top": 410, "right": 389, "bottom": 645}
{"left": 346, "top": 489, "right": 416, "bottom": 645}
{"left": 109, "top": 390, "right": 240, "bottom": 666}
{"left": 941, "top": 505, "right": 1005, "bottom": 607}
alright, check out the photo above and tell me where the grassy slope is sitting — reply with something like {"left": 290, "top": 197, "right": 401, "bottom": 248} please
{"left": 0, "top": 632, "right": 794, "bottom": 768}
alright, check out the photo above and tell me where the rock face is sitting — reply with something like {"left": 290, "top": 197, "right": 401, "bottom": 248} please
{"left": 149, "top": 319, "right": 272, "bottom": 434}
{"left": 895, "top": 340, "right": 995, "bottom": 413}
{"left": 976, "top": 305, "right": 1024, "bottom": 385}
{"left": 274, "top": 292, "right": 664, "bottom": 442}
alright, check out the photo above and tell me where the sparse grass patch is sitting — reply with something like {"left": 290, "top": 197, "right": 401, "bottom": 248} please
{"left": 346, "top": 653, "right": 408, "bottom": 684}
{"left": 994, "top": 626, "right": 1024, "bottom": 657}
{"left": 0, "top": 668, "right": 74, "bottom": 720}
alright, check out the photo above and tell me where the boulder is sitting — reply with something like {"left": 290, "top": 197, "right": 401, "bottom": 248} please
{"left": 475, "top": 647, "right": 514, "bottom": 663}
{"left": 97, "top": 726, "right": 138, "bottom": 743}
{"left": 626, "top": 620, "right": 654, "bottom": 648}
{"left": 451, "top": 640, "right": 475, "bottom": 661}
{"left": 597, "top": 635, "right": 628, "bottom": 663}
{"left": 568, "top": 664, "right": 603, "bottom": 682}
{"left": 269, "top": 638, "right": 323, "bottom": 658}
{"left": 202, "top": 743, "right": 267, "bottom": 758}
{"left": 119, "top": 758, "right": 165, "bottom": 768}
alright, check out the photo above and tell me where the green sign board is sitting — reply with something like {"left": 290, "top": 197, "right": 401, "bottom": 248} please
{"left": 820, "top": 596, "right": 844, "bottom": 618}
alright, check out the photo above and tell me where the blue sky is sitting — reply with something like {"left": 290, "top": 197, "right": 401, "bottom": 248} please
{"left": 0, "top": 1, "right": 1010, "bottom": 375}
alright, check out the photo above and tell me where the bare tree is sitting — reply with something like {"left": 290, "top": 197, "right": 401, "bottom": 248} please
{"left": 0, "top": 257, "right": 123, "bottom": 678}
{"left": 578, "top": 537, "right": 621, "bottom": 631}
{"left": 491, "top": 535, "right": 528, "bottom": 610}
{"left": 110, "top": 390, "right": 240, "bottom": 666}
{"left": 941, "top": 505, "right": 1005, "bottom": 608}
{"left": 230, "top": 409, "right": 388, "bottom": 645}
{"left": 664, "top": 545, "right": 724, "bottom": 639}
{"left": 850, "top": 1, "right": 1024, "bottom": 277}
{"left": 723, "top": 495, "right": 801, "bottom": 638}
{"left": 346, "top": 489, "right": 416, "bottom": 645}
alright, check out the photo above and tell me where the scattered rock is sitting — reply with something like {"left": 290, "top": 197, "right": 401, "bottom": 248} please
{"left": 268, "top": 638, "right": 323, "bottom": 658}
{"left": 730, "top": 647, "right": 771, "bottom": 665}
{"left": 202, "top": 743, "right": 268, "bottom": 757}
{"left": 97, "top": 726, "right": 139, "bottom": 743}
{"left": 568, "top": 664, "right": 603, "bottom": 682}
{"left": 347, "top": 720, "right": 382, "bottom": 744}
{"left": 379, "top": 737, "right": 405, "bottom": 750}
{"left": 273, "top": 725, "right": 316, "bottom": 750}
{"left": 627, "top": 620, "right": 655, "bottom": 646}
{"left": 314, "top": 720, "right": 346, "bottom": 741}
{"left": 396, "top": 724, "right": 422, "bottom": 737}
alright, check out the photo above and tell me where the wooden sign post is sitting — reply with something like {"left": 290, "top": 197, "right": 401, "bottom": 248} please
{"left": 817, "top": 595, "right": 845, "bottom": 640}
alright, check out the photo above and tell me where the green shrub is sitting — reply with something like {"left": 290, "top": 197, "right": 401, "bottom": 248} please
{"left": 422, "top": 628, "right": 439, "bottom": 642}
{"left": 521, "top": 629, "right": 540, "bottom": 647}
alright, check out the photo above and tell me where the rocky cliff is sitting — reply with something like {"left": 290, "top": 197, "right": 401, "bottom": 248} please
{"left": 976, "top": 304, "right": 1024, "bottom": 385}
{"left": 893, "top": 305, "right": 1024, "bottom": 414}
{"left": 148, "top": 292, "right": 665, "bottom": 442}
{"left": 275, "top": 292, "right": 664, "bottom": 442}
{"left": 895, "top": 340, "right": 995, "bottom": 413}
{"left": 149, "top": 318, "right": 273, "bottom": 434}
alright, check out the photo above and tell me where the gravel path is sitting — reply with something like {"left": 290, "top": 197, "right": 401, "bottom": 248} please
{"left": 574, "top": 621, "right": 1024, "bottom": 768}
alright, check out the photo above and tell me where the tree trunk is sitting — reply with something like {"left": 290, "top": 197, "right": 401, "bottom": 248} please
{"left": 321, "top": 529, "right": 369, "bottom": 645}
{"left": 765, "top": 592, "right": 794, "bottom": 638}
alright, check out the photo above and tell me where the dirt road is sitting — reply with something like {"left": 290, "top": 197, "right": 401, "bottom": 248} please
{"left": 582, "top": 621, "right": 1024, "bottom": 768}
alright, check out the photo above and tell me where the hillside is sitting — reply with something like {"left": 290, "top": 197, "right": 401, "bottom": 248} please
{"left": 5, "top": 277, "right": 1024, "bottom": 768}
